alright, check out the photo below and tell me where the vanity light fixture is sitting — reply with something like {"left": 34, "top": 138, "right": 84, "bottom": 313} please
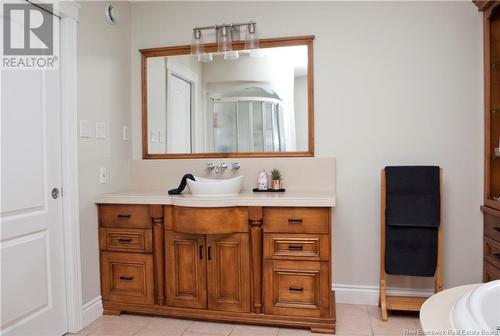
{"left": 191, "top": 29, "right": 204, "bottom": 56}
{"left": 244, "top": 23, "right": 259, "bottom": 50}
{"left": 190, "top": 21, "right": 258, "bottom": 61}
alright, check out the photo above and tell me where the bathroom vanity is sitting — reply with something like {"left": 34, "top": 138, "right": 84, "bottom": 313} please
{"left": 95, "top": 192, "right": 336, "bottom": 333}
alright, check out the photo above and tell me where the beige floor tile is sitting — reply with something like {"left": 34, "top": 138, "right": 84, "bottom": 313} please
{"left": 186, "top": 321, "right": 234, "bottom": 335}
{"left": 183, "top": 332, "right": 229, "bottom": 336}
{"left": 336, "top": 304, "right": 369, "bottom": 318}
{"left": 230, "top": 325, "right": 279, "bottom": 336}
{"left": 86, "top": 320, "right": 144, "bottom": 336}
{"left": 277, "top": 327, "right": 335, "bottom": 336}
{"left": 277, "top": 328, "right": 313, "bottom": 335}
{"left": 135, "top": 317, "right": 193, "bottom": 336}
{"left": 335, "top": 314, "right": 372, "bottom": 336}
{"left": 366, "top": 305, "right": 420, "bottom": 336}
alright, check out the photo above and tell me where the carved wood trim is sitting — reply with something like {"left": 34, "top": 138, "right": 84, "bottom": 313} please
{"left": 150, "top": 205, "right": 165, "bottom": 305}
{"left": 248, "top": 206, "right": 263, "bottom": 314}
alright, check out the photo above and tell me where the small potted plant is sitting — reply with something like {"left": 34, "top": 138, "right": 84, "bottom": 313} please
{"left": 270, "top": 169, "right": 282, "bottom": 190}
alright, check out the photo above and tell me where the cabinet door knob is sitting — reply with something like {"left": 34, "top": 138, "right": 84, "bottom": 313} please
{"left": 494, "top": 253, "right": 500, "bottom": 260}
{"left": 117, "top": 214, "right": 131, "bottom": 218}
{"left": 208, "top": 246, "right": 212, "bottom": 260}
{"left": 288, "top": 219, "right": 303, "bottom": 224}
{"left": 199, "top": 245, "right": 204, "bottom": 259}
{"left": 288, "top": 244, "right": 304, "bottom": 251}
{"left": 120, "top": 275, "right": 134, "bottom": 281}
{"left": 118, "top": 238, "right": 132, "bottom": 243}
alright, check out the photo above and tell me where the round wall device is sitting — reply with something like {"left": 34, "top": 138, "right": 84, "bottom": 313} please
{"left": 105, "top": 4, "right": 119, "bottom": 24}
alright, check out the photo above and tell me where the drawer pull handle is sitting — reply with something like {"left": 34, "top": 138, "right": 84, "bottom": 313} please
{"left": 494, "top": 253, "right": 500, "bottom": 260}
{"left": 117, "top": 214, "right": 131, "bottom": 218}
{"left": 289, "top": 286, "right": 304, "bottom": 292}
{"left": 208, "top": 246, "right": 212, "bottom": 261}
{"left": 120, "top": 275, "right": 134, "bottom": 281}
{"left": 118, "top": 238, "right": 132, "bottom": 243}
{"left": 495, "top": 227, "right": 500, "bottom": 232}
{"left": 288, "top": 219, "right": 303, "bottom": 224}
{"left": 199, "top": 245, "right": 204, "bottom": 260}
{"left": 288, "top": 244, "right": 304, "bottom": 251}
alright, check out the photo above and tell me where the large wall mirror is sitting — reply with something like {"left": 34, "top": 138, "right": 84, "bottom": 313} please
{"left": 141, "top": 36, "right": 314, "bottom": 159}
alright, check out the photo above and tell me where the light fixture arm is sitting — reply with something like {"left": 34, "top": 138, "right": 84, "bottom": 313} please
{"left": 193, "top": 21, "right": 256, "bottom": 32}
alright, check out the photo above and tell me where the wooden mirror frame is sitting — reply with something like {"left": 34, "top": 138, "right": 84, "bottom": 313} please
{"left": 140, "top": 35, "right": 315, "bottom": 159}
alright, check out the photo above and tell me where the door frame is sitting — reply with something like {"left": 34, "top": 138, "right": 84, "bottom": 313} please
{"left": 57, "top": 1, "right": 83, "bottom": 333}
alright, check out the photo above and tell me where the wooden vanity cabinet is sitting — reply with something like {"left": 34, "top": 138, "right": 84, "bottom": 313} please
{"left": 97, "top": 204, "right": 335, "bottom": 334}
{"left": 476, "top": 0, "right": 500, "bottom": 281}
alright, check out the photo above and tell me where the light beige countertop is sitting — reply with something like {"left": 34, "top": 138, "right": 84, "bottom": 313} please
{"left": 94, "top": 190, "right": 336, "bottom": 207}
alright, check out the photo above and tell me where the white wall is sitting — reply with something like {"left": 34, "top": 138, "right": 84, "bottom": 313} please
{"left": 294, "top": 75, "right": 308, "bottom": 151}
{"left": 77, "top": 1, "right": 131, "bottom": 305}
{"left": 129, "top": 1, "right": 484, "bottom": 293}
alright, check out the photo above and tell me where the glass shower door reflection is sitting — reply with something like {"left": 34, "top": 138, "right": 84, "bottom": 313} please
{"left": 211, "top": 99, "right": 284, "bottom": 153}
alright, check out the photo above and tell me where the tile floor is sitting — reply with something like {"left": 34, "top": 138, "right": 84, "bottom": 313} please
{"left": 69, "top": 304, "right": 421, "bottom": 336}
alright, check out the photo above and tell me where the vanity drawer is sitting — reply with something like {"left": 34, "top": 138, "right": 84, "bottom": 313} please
{"left": 484, "top": 237, "right": 500, "bottom": 269}
{"left": 484, "top": 261, "right": 500, "bottom": 282}
{"left": 484, "top": 212, "right": 500, "bottom": 242}
{"left": 98, "top": 204, "right": 151, "bottom": 228}
{"left": 173, "top": 206, "right": 248, "bottom": 234}
{"left": 101, "top": 251, "right": 154, "bottom": 305}
{"left": 263, "top": 208, "right": 329, "bottom": 233}
{"left": 263, "top": 260, "right": 330, "bottom": 318}
{"left": 99, "top": 228, "right": 152, "bottom": 253}
{"left": 264, "top": 234, "right": 329, "bottom": 261}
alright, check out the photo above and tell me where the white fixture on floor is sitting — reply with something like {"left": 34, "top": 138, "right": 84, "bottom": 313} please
{"left": 451, "top": 280, "right": 500, "bottom": 332}
{"left": 420, "top": 280, "right": 500, "bottom": 334}
{"left": 186, "top": 175, "right": 244, "bottom": 197}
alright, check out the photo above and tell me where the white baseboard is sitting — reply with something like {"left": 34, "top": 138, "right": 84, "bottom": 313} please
{"left": 81, "top": 296, "right": 103, "bottom": 328}
{"left": 333, "top": 284, "right": 434, "bottom": 305}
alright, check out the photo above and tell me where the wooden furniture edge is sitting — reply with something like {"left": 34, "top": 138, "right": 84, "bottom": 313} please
{"left": 379, "top": 168, "right": 443, "bottom": 321}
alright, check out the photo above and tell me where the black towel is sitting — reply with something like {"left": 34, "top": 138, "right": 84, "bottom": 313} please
{"left": 384, "top": 166, "right": 440, "bottom": 277}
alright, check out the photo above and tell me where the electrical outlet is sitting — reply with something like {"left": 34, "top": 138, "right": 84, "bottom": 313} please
{"left": 122, "top": 125, "right": 129, "bottom": 141}
{"left": 99, "top": 167, "right": 107, "bottom": 184}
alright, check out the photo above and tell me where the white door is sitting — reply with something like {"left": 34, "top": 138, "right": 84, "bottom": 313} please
{"left": 0, "top": 18, "right": 68, "bottom": 336}
{"left": 167, "top": 73, "right": 191, "bottom": 153}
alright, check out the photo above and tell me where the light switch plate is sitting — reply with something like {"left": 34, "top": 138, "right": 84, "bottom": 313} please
{"left": 96, "top": 122, "right": 106, "bottom": 139}
{"left": 79, "top": 120, "right": 92, "bottom": 138}
{"left": 99, "top": 167, "right": 107, "bottom": 184}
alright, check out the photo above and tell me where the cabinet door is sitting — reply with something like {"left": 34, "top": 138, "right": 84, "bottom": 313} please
{"left": 166, "top": 231, "right": 207, "bottom": 309}
{"left": 207, "top": 233, "right": 251, "bottom": 312}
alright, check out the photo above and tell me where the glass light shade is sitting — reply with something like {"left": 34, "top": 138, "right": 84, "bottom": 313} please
{"left": 244, "top": 23, "right": 259, "bottom": 50}
{"left": 191, "top": 29, "right": 204, "bottom": 55}
{"left": 198, "top": 53, "right": 213, "bottom": 63}
{"left": 224, "top": 50, "right": 239, "bottom": 61}
{"left": 217, "top": 26, "right": 232, "bottom": 52}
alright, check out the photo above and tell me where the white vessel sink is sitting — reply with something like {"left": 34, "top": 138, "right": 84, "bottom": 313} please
{"left": 186, "top": 176, "right": 244, "bottom": 197}
{"left": 451, "top": 280, "right": 500, "bottom": 333}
